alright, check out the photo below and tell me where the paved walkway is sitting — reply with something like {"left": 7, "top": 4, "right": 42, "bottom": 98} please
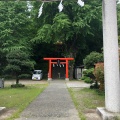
{"left": 16, "top": 80, "right": 81, "bottom": 120}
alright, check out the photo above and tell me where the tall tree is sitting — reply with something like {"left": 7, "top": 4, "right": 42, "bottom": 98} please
{"left": 4, "top": 49, "right": 35, "bottom": 84}
{"left": 31, "top": 0, "right": 103, "bottom": 79}
{"left": 0, "top": 1, "right": 35, "bottom": 78}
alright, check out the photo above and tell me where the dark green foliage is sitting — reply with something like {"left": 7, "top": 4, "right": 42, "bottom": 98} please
{"left": 81, "top": 76, "right": 92, "bottom": 83}
{"left": 18, "top": 74, "right": 31, "bottom": 79}
{"left": 83, "top": 68, "right": 95, "bottom": 79}
{"left": 4, "top": 49, "right": 35, "bottom": 84}
{"left": 81, "top": 76, "right": 88, "bottom": 80}
{"left": 0, "top": 1, "right": 104, "bottom": 80}
{"left": 0, "top": 1, "right": 33, "bottom": 50}
{"left": 0, "top": 1, "right": 34, "bottom": 76}
{"left": 81, "top": 68, "right": 94, "bottom": 83}
{"left": 81, "top": 68, "right": 100, "bottom": 87}
{"left": 84, "top": 77, "right": 92, "bottom": 83}
{"left": 11, "top": 83, "right": 25, "bottom": 88}
{"left": 83, "top": 51, "right": 103, "bottom": 69}
{"left": 32, "top": 0, "right": 103, "bottom": 59}
{"left": 31, "top": 0, "right": 103, "bottom": 78}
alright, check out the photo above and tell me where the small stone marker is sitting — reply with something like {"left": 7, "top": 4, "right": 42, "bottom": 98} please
{"left": 0, "top": 107, "right": 6, "bottom": 114}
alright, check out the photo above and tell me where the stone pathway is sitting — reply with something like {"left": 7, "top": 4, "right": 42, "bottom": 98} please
{"left": 16, "top": 80, "right": 80, "bottom": 120}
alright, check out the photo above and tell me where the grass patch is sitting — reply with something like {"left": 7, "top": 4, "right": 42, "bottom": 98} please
{"left": 68, "top": 88, "right": 105, "bottom": 120}
{"left": 0, "top": 84, "right": 48, "bottom": 120}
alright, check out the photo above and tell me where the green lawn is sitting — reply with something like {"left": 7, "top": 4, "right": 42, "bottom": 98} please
{"left": 68, "top": 88, "right": 105, "bottom": 120}
{"left": 0, "top": 84, "right": 48, "bottom": 120}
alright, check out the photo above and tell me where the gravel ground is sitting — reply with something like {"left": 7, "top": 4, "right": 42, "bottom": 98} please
{"left": 66, "top": 80, "right": 90, "bottom": 88}
{"left": 4, "top": 79, "right": 48, "bottom": 85}
{"left": 15, "top": 80, "right": 80, "bottom": 120}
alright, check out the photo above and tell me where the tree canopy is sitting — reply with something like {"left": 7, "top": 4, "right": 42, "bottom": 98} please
{"left": 32, "top": 0, "right": 103, "bottom": 56}
{"left": 0, "top": 1, "right": 35, "bottom": 79}
{"left": 0, "top": 0, "right": 115, "bottom": 79}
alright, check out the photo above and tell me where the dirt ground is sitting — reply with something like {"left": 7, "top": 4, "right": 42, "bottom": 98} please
{"left": 0, "top": 109, "right": 16, "bottom": 120}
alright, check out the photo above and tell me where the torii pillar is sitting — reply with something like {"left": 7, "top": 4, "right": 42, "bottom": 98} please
{"left": 97, "top": 0, "right": 120, "bottom": 119}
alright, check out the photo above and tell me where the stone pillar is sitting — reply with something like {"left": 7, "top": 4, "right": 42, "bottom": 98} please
{"left": 103, "top": 0, "right": 120, "bottom": 112}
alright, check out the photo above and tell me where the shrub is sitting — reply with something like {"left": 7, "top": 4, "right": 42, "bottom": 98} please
{"left": 81, "top": 76, "right": 92, "bottom": 83}
{"left": 94, "top": 63, "right": 104, "bottom": 91}
{"left": 90, "top": 81, "right": 100, "bottom": 89}
{"left": 83, "top": 51, "right": 103, "bottom": 69}
{"left": 11, "top": 83, "right": 25, "bottom": 88}
{"left": 83, "top": 68, "right": 95, "bottom": 79}
{"left": 4, "top": 49, "right": 35, "bottom": 84}
{"left": 81, "top": 68, "right": 94, "bottom": 84}
{"left": 84, "top": 77, "right": 92, "bottom": 83}
{"left": 81, "top": 76, "right": 88, "bottom": 80}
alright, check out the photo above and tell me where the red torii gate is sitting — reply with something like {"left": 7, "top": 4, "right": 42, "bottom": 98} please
{"left": 44, "top": 58, "right": 74, "bottom": 80}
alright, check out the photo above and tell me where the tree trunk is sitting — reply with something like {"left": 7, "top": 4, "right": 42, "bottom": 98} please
{"left": 69, "top": 64, "right": 74, "bottom": 80}
{"left": 68, "top": 52, "right": 75, "bottom": 80}
{"left": 16, "top": 75, "right": 19, "bottom": 84}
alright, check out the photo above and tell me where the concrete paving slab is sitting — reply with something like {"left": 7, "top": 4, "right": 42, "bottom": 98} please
{"left": 66, "top": 80, "right": 90, "bottom": 88}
